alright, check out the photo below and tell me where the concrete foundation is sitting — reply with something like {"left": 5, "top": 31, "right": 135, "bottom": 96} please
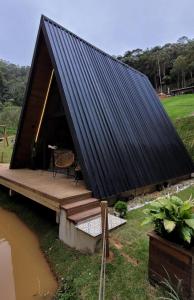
{"left": 120, "top": 174, "right": 191, "bottom": 199}
{"left": 59, "top": 209, "right": 101, "bottom": 253}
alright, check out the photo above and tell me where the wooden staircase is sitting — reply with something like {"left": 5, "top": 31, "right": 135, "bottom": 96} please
{"left": 61, "top": 197, "right": 101, "bottom": 223}
{"left": 59, "top": 195, "right": 126, "bottom": 253}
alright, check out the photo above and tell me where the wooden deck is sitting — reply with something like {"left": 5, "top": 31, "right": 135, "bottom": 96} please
{"left": 0, "top": 164, "right": 92, "bottom": 212}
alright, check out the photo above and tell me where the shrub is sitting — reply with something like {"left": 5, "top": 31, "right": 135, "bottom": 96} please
{"left": 142, "top": 195, "right": 194, "bottom": 246}
{"left": 114, "top": 201, "right": 127, "bottom": 218}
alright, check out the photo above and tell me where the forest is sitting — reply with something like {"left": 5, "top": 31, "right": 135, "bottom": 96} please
{"left": 118, "top": 36, "right": 194, "bottom": 93}
{"left": 0, "top": 60, "right": 29, "bottom": 129}
{"left": 0, "top": 59, "right": 29, "bottom": 106}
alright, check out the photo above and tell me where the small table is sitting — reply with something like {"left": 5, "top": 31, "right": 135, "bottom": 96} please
{"left": 48, "top": 145, "right": 57, "bottom": 176}
{"left": 75, "top": 164, "right": 82, "bottom": 183}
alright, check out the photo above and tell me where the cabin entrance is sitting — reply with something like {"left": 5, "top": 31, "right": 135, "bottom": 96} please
{"left": 33, "top": 74, "right": 76, "bottom": 174}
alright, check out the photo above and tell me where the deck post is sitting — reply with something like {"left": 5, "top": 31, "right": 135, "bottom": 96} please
{"left": 56, "top": 211, "right": 60, "bottom": 224}
{"left": 101, "top": 201, "right": 109, "bottom": 258}
{"left": 9, "top": 189, "right": 15, "bottom": 197}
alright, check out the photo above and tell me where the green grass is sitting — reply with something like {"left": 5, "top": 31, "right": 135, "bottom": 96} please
{"left": 0, "top": 135, "right": 15, "bottom": 163}
{"left": 162, "top": 94, "right": 194, "bottom": 161}
{"left": 175, "top": 186, "right": 194, "bottom": 200}
{"left": 7, "top": 127, "right": 17, "bottom": 136}
{"left": 174, "top": 116, "right": 194, "bottom": 160}
{"left": 162, "top": 94, "right": 194, "bottom": 121}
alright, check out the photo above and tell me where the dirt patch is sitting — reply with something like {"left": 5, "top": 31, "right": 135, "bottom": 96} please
{"left": 110, "top": 238, "right": 139, "bottom": 266}
{"left": 158, "top": 93, "right": 168, "bottom": 100}
{"left": 107, "top": 251, "right": 114, "bottom": 263}
{"left": 121, "top": 252, "right": 139, "bottom": 266}
{"left": 125, "top": 240, "right": 133, "bottom": 246}
{"left": 110, "top": 238, "right": 123, "bottom": 250}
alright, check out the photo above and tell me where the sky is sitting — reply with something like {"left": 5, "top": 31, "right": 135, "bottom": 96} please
{"left": 0, "top": 0, "right": 194, "bottom": 66}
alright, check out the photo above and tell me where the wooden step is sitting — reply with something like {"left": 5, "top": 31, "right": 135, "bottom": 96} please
{"left": 60, "top": 192, "right": 92, "bottom": 205}
{"left": 68, "top": 207, "right": 101, "bottom": 224}
{"left": 62, "top": 198, "right": 99, "bottom": 216}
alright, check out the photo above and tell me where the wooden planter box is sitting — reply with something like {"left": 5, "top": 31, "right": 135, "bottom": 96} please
{"left": 148, "top": 231, "right": 194, "bottom": 300}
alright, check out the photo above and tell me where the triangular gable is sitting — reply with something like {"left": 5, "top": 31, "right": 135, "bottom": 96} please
{"left": 11, "top": 15, "right": 193, "bottom": 198}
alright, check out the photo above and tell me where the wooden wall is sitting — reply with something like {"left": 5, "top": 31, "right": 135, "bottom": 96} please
{"left": 12, "top": 31, "right": 53, "bottom": 168}
{"left": 34, "top": 78, "right": 74, "bottom": 169}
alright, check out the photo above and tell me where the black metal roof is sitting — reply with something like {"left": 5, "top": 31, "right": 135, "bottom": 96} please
{"left": 11, "top": 15, "right": 193, "bottom": 198}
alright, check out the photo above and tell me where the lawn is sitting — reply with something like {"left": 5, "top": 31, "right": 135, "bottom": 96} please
{"left": 0, "top": 135, "right": 15, "bottom": 163}
{"left": 162, "top": 93, "right": 194, "bottom": 121}
{"left": 162, "top": 94, "right": 194, "bottom": 161}
{"left": 174, "top": 116, "right": 194, "bottom": 160}
{"left": 1, "top": 184, "right": 194, "bottom": 299}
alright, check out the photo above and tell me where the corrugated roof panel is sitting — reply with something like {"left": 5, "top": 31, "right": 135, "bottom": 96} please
{"left": 41, "top": 16, "right": 193, "bottom": 198}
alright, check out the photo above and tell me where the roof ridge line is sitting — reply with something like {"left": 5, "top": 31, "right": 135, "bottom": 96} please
{"left": 41, "top": 14, "right": 145, "bottom": 78}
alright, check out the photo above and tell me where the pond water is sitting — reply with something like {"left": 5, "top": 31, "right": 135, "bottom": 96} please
{"left": 0, "top": 208, "right": 57, "bottom": 300}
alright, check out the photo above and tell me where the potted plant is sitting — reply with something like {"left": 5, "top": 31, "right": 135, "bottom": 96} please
{"left": 114, "top": 201, "right": 127, "bottom": 218}
{"left": 142, "top": 195, "right": 194, "bottom": 300}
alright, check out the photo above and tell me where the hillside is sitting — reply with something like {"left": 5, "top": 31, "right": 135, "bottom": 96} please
{"left": 0, "top": 59, "right": 30, "bottom": 106}
{"left": 162, "top": 94, "right": 194, "bottom": 120}
{"left": 162, "top": 94, "right": 194, "bottom": 160}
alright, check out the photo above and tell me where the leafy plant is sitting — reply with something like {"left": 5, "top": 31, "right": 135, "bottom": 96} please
{"left": 142, "top": 195, "right": 194, "bottom": 245}
{"left": 114, "top": 201, "right": 127, "bottom": 218}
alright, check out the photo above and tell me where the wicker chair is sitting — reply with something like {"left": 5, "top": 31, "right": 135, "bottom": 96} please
{"left": 51, "top": 148, "right": 75, "bottom": 177}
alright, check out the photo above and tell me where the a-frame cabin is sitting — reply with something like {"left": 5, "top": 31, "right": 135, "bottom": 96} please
{"left": 10, "top": 15, "right": 193, "bottom": 199}
{"left": 0, "top": 15, "right": 193, "bottom": 252}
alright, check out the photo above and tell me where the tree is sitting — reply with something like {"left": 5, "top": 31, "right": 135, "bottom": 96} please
{"left": 171, "top": 55, "right": 187, "bottom": 88}
{"left": 177, "top": 36, "right": 189, "bottom": 44}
